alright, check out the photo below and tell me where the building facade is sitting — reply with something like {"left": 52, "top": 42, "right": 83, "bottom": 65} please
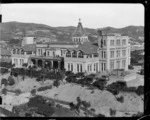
{"left": 97, "top": 31, "right": 131, "bottom": 72}
{"left": 11, "top": 20, "right": 131, "bottom": 74}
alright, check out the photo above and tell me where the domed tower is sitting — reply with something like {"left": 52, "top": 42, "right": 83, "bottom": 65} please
{"left": 72, "top": 19, "right": 89, "bottom": 44}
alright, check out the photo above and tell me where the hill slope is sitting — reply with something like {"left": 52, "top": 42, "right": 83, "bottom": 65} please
{"left": 0, "top": 21, "right": 144, "bottom": 43}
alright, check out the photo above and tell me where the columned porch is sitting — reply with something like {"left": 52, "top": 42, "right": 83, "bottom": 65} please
{"left": 30, "top": 56, "right": 64, "bottom": 70}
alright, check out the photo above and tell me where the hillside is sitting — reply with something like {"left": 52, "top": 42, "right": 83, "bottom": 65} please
{"left": 0, "top": 21, "right": 144, "bottom": 43}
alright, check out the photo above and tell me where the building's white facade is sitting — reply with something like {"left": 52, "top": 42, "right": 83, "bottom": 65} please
{"left": 21, "top": 36, "right": 36, "bottom": 46}
{"left": 98, "top": 32, "right": 131, "bottom": 72}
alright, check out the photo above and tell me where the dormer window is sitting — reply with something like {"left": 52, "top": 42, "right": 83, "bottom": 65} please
{"left": 72, "top": 51, "right": 77, "bottom": 58}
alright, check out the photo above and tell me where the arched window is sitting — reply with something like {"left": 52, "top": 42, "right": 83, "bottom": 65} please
{"left": 78, "top": 51, "right": 84, "bottom": 58}
{"left": 17, "top": 49, "right": 20, "bottom": 54}
{"left": 13, "top": 49, "right": 15, "bottom": 54}
{"left": 72, "top": 51, "right": 77, "bottom": 58}
{"left": 21, "top": 49, "right": 24, "bottom": 55}
{"left": 66, "top": 51, "right": 71, "bottom": 57}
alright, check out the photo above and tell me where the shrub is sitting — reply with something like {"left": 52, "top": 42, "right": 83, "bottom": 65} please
{"left": 37, "top": 85, "right": 52, "bottom": 92}
{"left": 1, "top": 78, "right": 8, "bottom": 86}
{"left": 15, "top": 89, "right": 22, "bottom": 96}
{"left": 132, "top": 112, "right": 144, "bottom": 117}
{"left": 0, "top": 68, "right": 9, "bottom": 74}
{"left": 2, "top": 88, "right": 7, "bottom": 95}
{"left": 109, "top": 108, "right": 116, "bottom": 116}
{"left": 136, "top": 86, "right": 144, "bottom": 96}
{"left": 8, "top": 76, "right": 15, "bottom": 86}
{"left": 65, "top": 71, "right": 74, "bottom": 76}
{"left": 97, "top": 113, "right": 105, "bottom": 117}
{"left": 53, "top": 80, "right": 60, "bottom": 87}
{"left": 81, "top": 101, "right": 91, "bottom": 109}
{"left": 69, "top": 102, "right": 75, "bottom": 110}
{"left": 116, "top": 96, "right": 124, "bottom": 103}
{"left": 31, "top": 89, "right": 36, "bottom": 96}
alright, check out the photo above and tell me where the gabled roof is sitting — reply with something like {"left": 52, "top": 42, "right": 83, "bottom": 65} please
{"left": 13, "top": 44, "right": 36, "bottom": 52}
{"left": 72, "top": 21, "right": 87, "bottom": 37}
{"left": 67, "top": 42, "right": 98, "bottom": 54}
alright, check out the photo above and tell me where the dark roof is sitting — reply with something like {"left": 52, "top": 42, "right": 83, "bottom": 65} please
{"left": 13, "top": 44, "right": 36, "bottom": 52}
{"left": 67, "top": 42, "right": 98, "bottom": 54}
{"left": 72, "top": 21, "right": 87, "bottom": 37}
{"left": 0, "top": 48, "right": 11, "bottom": 56}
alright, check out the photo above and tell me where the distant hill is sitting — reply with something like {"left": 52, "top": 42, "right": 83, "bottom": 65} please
{"left": 0, "top": 21, "right": 144, "bottom": 43}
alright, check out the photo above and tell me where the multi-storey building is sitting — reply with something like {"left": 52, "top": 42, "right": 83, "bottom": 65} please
{"left": 11, "top": 20, "right": 131, "bottom": 73}
{"left": 97, "top": 30, "right": 130, "bottom": 72}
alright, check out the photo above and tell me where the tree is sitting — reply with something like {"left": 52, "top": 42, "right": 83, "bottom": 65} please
{"left": 30, "top": 89, "right": 36, "bottom": 96}
{"left": 1, "top": 78, "right": 8, "bottom": 87}
{"left": 8, "top": 75, "right": 15, "bottom": 86}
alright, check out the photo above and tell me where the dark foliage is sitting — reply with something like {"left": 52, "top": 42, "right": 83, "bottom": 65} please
{"left": 109, "top": 108, "right": 116, "bottom": 116}
{"left": 116, "top": 96, "right": 124, "bottom": 103}
{"left": 69, "top": 102, "right": 75, "bottom": 110}
{"left": 75, "top": 72, "right": 85, "bottom": 78}
{"left": 128, "top": 65, "right": 134, "bottom": 70}
{"left": 0, "top": 67, "right": 9, "bottom": 74}
{"left": 37, "top": 85, "right": 52, "bottom": 92}
{"left": 28, "top": 96, "right": 55, "bottom": 117}
{"left": 1, "top": 78, "right": 8, "bottom": 86}
{"left": 31, "top": 89, "right": 36, "bottom": 96}
{"left": 106, "top": 81, "right": 127, "bottom": 95}
{"left": 15, "top": 89, "right": 22, "bottom": 96}
{"left": 136, "top": 85, "right": 144, "bottom": 96}
{"left": 53, "top": 80, "right": 60, "bottom": 87}
{"left": 65, "top": 71, "right": 74, "bottom": 76}
{"left": 92, "top": 80, "right": 106, "bottom": 90}
{"left": 8, "top": 76, "right": 15, "bottom": 85}
{"left": 2, "top": 88, "right": 7, "bottom": 95}
{"left": 97, "top": 113, "right": 105, "bottom": 117}
{"left": 0, "top": 62, "right": 12, "bottom": 68}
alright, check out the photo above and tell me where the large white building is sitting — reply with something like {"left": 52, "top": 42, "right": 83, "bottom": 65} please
{"left": 97, "top": 31, "right": 130, "bottom": 72}
{"left": 11, "top": 20, "right": 131, "bottom": 73}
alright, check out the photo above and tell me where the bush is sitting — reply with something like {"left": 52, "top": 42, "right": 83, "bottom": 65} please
{"left": 8, "top": 76, "right": 15, "bottom": 86}
{"left": 2, "top": 88, "right": 7, "bottom": 95}
{"left": 69, "top": 102, "right": 75, "bottom": 110}
{"left": 0, "top": 68, "right": 8, "bottom": 74}
{"left": 15, "top": 89, "right": 22, "bottom": 96}
{"left": 31, "top": 89, "right": 36, "bottom": 96}
{"left": 37, "top": 85, "right": 52, "bottom": 92}
{"left": 128, "top": 65, "right": 134, "bottom": 70}
{"left": 81, "top": 101, "right": 91, "bottom": 109}
{"left": 53, "top": 80, "right": 60, "bottom": 87}
{"left": 1, "top": 78, "right": 8, "bottom": 86}
{"left": 97, "top": 113, "right": 105, "bottom": 117}
{"left": 65, "top": 71, "right": 74, "bottom": 76}
{"left": 92, "top": 81, "right": 106, "bottom": 90}
{"left": 116, "top": 96, "right": 124, "bottom": 103}
{"left": 109, "top": 108, "right": 116, "bottom": 116}
{"left": 136, "top": 85, "right": 144, "bottom": 96}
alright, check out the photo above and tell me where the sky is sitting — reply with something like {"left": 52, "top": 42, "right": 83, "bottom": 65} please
{"left": 1, "top": 3, "right": 144, "bottom": 29}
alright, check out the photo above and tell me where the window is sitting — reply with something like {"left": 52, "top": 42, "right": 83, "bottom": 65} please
{"left": 72, "top": 51, "right": 77, "bottom": 58}
{"left": 68, "top": 63, "right": 70, "bottom": 71}
{"left": 80, "top": 64, "right": 82, "bottom": 72}
{"left": 122, "top": 60, "right": 126, "bottom": 68}
{"left": 117, "top": 39, "right": 120, "bottom": 46}
{"left": 101, "top": 51, "right": 103, "bottom": 58}
{"left": 122, "top": 50, "right": 126, "bottom": 56}
{"left": 122, "top": 39, "right": 126, "bottom": 45}
{"left": 90, "top": 64, "right": 92, "bottom": 71}
{"left": 77, "top": 64, "right": 79, "bottom": 72}
{"left": 94, "top": 53, "right": 98, "bottom": 57}
{"left": 71, "top": 63, "right": 73, "bottom": 71}
{"left": 110, "top": 61, "right": 114, "bottom": 70}
{"left": 110, "top": 40, "right": 114, "bottom": 46}
{"left": 96, "top": 63, "right": 98, "bottom": 72}
{"left": 117, "top": 61, "right": 120, "bottom": 69}
{"left": 13, "top": 49, "right": 15, "bottom": 54}
{"left": 104, "top": 51, "right": 106, "bottom": 58}
{"left": 94, "top": 63, "right": 96, "bottom": 71}
{"left": 103, "top": 40, "right": 106, "bottom": 46}
{"left": 66, "top": 51, "right": 71, "bottom": 57}
{"left": 17, "top": 49, "right": 20, "bottom": 54}
{"left": 110, "top": 51, "right": 114, "bottom": 58}
{"left": 21, "top": 50, "right": 24, "bottom": 55}
{"left": 78, "top": 51, "right": 84, "bottom": 58}
{"left": 87, "top": 65, "right": 90, "bottom": 72}
{"left": 116, "top": 50, "right": 120, "bottom": 57}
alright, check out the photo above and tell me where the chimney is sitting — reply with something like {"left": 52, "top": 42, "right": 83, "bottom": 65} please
{"left": 97, "top": 29, "right": 103, "bottom": 47}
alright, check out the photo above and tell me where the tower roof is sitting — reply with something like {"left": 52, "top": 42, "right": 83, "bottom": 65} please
{"left": 72, "top": 19, "right": 87, "bottom": 37}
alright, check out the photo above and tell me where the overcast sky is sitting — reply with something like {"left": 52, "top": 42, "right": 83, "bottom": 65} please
{"left": 1, "top": 3, "right": 144, "bottom": 29}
